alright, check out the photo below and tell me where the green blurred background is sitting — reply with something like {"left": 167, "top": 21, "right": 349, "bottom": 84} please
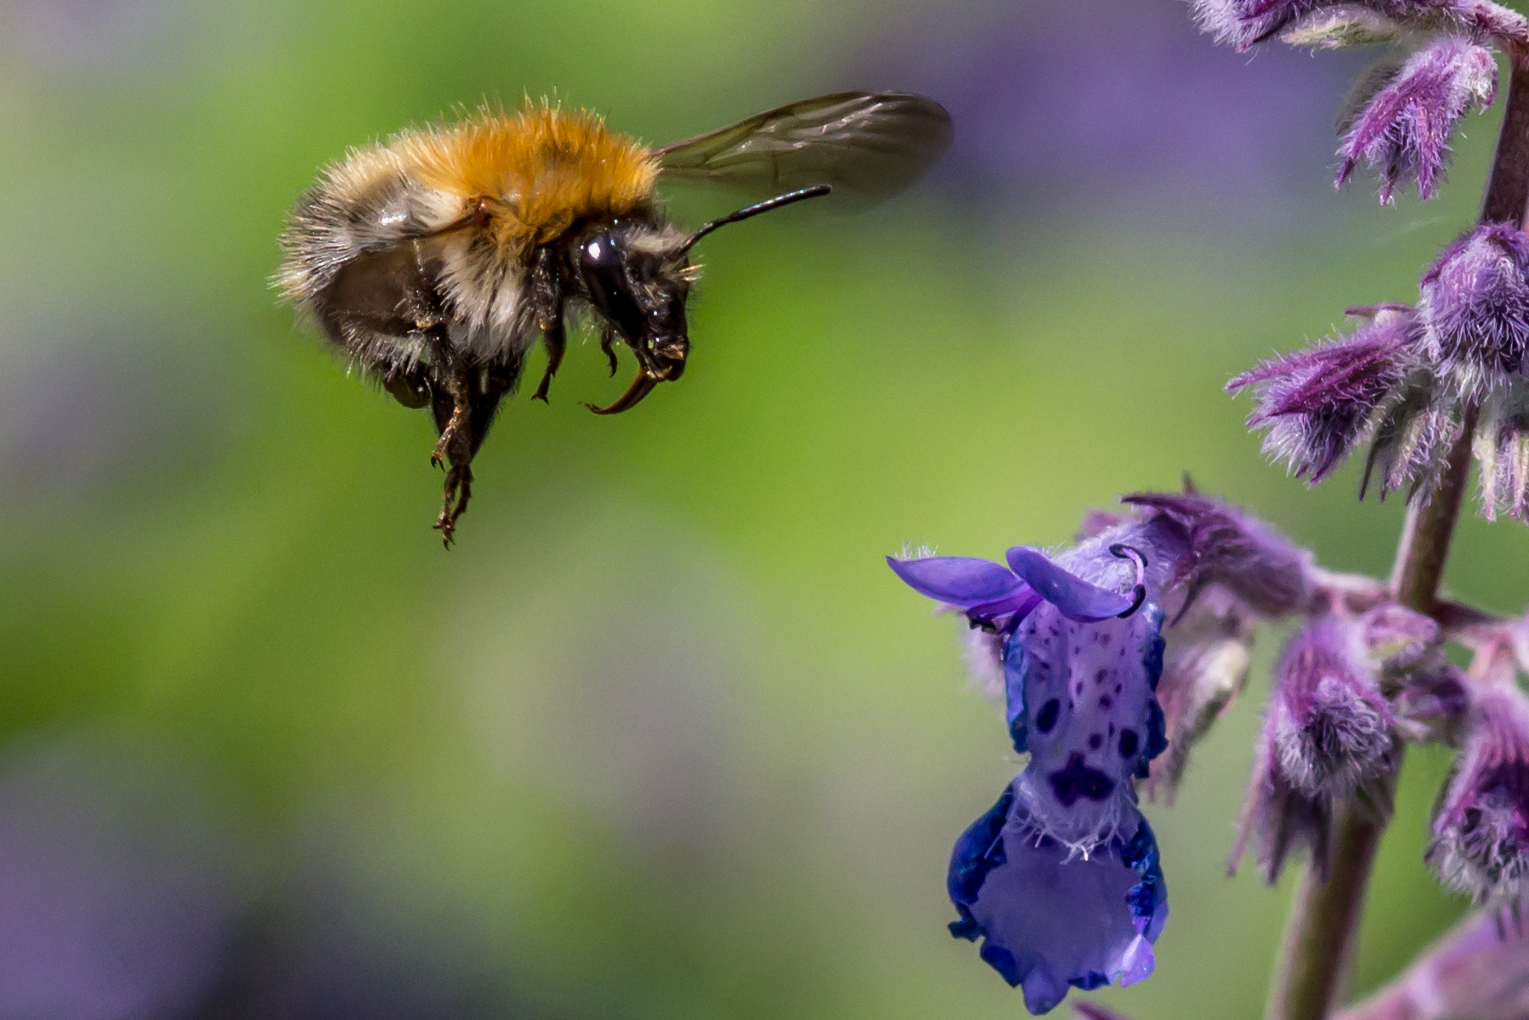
{"left": 0, "top": 0, "right": 1523, "bottom": 1016}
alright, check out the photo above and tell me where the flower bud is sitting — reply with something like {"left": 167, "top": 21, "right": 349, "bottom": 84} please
{"left": 1428, "top": 681, "right": 1529, "bottom": 904}
{"left": 1122, "top": 490, "right": 1313, "bottom": 617}
{"left": 1337, "top": 36, "right": 1497, "bottom": 203}
{"left": 1270, "top": 618, "right": 1399, "bottom": 799}
{"left": 1420, "top": 223, "right": 1529, "bottom": 400}
{"left": 1228, "top": 306, "right": 1416, "bottom": 485}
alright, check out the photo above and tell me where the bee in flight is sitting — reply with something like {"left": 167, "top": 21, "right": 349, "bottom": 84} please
{"left": 277, "top": 91, "right": 952, "bottom": 544}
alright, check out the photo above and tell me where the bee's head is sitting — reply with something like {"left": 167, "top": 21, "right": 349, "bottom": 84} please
{"left": 567, "top": 187, "right": 831, "bottom": 415}
{"left": 571, "top": 219, "right": 695, "bottom": 414}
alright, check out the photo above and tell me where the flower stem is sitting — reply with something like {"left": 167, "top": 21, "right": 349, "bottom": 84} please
{"left": 1263, "top": 49, "right": 1529, "bottom": 1020}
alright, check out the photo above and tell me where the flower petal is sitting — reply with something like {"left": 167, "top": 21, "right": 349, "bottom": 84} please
{"left": 1005, "top": 547, "right": 1137, "bottom": 621}
{"left": 949, "top": 779, "right": 1168, "bottom": 1015}
{"left": 887, "top": 555, "right": 1025, "bottom": 608}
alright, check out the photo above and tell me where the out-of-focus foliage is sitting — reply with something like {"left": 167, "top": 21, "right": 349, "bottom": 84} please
{"left": 0, "top": 0, "right": 1523, "bottom": 1016}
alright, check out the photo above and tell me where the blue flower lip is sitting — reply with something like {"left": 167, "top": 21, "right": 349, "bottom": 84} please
{"left": 947, "top": 779, "right": 1168, "bottom": 1015}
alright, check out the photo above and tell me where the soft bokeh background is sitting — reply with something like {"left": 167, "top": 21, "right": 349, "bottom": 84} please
{"left": 0, "top": 0, "right": 1522, "bottom": 1016}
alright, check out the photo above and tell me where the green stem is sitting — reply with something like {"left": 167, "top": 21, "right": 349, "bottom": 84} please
{"left": 1262, "top": 46, "right": 1529, "bottom": 1020}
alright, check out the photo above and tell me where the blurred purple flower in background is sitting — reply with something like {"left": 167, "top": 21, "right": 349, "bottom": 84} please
{"left": 854, "top": 0, "right": 1368, "bottom": 226}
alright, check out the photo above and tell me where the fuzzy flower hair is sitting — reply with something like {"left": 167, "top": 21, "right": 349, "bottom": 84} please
{"left": 1228, "top": 305, "right": 1418, "bottom": 484}
{"left": 1420, "top": 222, "right": 1529, "bottom": 400}
{"left": 1428, "top": 673, "right": 1529, "bottom": 905}
{"left": 1336, "top": 36, "right": 1497, "bottom": 203}
{"left": 1232, "top": 604, "right": 1433, "bottom": 881}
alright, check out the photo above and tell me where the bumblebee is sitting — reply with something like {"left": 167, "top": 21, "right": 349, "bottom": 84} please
{"left": 276, "top": 91, "right": 952, "bottom": 544}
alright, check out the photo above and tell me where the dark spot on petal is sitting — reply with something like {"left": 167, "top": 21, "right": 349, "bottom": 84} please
{"left": 1115, "top": 683, "right": 1122, "bottom": 694}
{"left": 1049, "top": 753, "right": 1117, "bottom": 806}
{"left": 1036, "top": 698, "right": 1060, "bottom": 734}
{"left": 1099, "top": 633, "right": 1111, "bottom": 647}
{"left": 1099, "top": 695, "right": 1113, "bottom": 710}
{"left": 1088, "top": 733, "right": 1103, "bottom": 750}
{"left": 1095, "top": 668, "right": 1109, "bottom": 685}
{"left": 1119, "top": 729, "right": 1139, "bottom": 758}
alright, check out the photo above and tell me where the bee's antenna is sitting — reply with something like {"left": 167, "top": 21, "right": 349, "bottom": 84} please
{"left": 680, "top": 184, "right": 832, "bottom": 254}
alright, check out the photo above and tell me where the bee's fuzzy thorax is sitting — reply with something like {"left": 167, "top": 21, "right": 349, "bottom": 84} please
{"left": 394, "top": 103, "right": 660, "bottom": 248}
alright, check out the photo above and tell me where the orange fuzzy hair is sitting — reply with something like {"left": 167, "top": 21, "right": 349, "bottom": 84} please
{"left": 394, "top": 102, "right": 660, "bottom": 249}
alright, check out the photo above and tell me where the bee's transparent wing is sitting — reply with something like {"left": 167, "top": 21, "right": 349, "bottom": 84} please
{"left": 655, "top": 92, "right": 952, "bottom": 205}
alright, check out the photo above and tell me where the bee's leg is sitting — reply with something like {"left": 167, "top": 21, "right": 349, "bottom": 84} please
{"left": 433, "top": 359, "right": 521, "bottom": 548}
{"left": 426, "top": 332, "right": 471, "bottom": 469}
{"left": 529, "top": 246, "right": 566, "bottom": 403}
{"left": 599, "top": 322, "right": 619, "bottom": 376}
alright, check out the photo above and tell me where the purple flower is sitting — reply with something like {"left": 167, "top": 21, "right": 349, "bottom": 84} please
{"left": 1191, "top": 0, "right": 1529, "bottom": 53}
{"left": 948, "top": 777, "right": 1166, "bottom": 1015}
{"left": 1228, "top": 305, "right": 1417, "bottom": 484}
{"left": 1336, "top": 36, "right": 1497, "bottom": 203}
{"left": 1428, "top": 673, "right": 1529, "bottom": 904}
{"left": 894, "top": 515, "right": 1184, "bottom": 1011}
{"left": 1420, "top": 222, "right": 1529, "bottom": 399}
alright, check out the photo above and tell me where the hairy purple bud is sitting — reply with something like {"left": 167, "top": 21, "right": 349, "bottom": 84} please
{"left": 1420, "top": 222, "right": 1529, "bottom": 399}
{"left": 1232, "top": 614, "right": 1404, "bottom": 881}
{"left": 1429, "top": 680, "right": 1529, "bottom": 904}
{"left": 1191, "top": 0, "right": 1529, "bottom": 53}
{"left": 1337, "top": 37, "right": 1497, "bottom": 203}
{"left": 1336, "top": 901, "right": 1529, "bottom": 1020}
{"left": 1122, "top": 490, "right": 1313, "bottom": 617}
{"left": 1228, "top": 306, "right": 1416, "bottom": 484}
{"left": 1271, "top": 618, "right": 1399, "bottom": 798}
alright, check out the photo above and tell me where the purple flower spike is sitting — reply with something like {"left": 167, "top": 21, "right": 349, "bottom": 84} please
{"left": 1337, "top": 36, "right": 1497, "bottom": 203}
{"left": 948, "top": 777, "right": 1167, "bottom": 1016}
{"left": 1228, "top": 306, "right": 1417, "bottom": 484}
{"left": 1428, "top": 675, "right": 1529, "bottom": 904}
{"left": 1421, "top": 222, "right": 1529, "bottom": 399}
